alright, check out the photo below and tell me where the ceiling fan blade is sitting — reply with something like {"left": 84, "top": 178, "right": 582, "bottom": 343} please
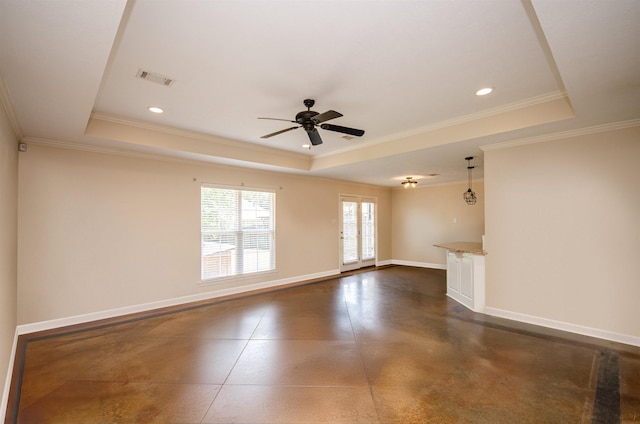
{"left": 307, "top": 128, "right": 323, "bottom": 145}
{"left": 261, "top": 126, "right": 299, "bottom": 139}
{"left": 258, "top": 117, "right": 296, "bottom": 123}
{"left": 312, "top": 110, "right": 343, "bottom": 124}
{"left": 320, "top": 123, "right": 365, "bottom": 137}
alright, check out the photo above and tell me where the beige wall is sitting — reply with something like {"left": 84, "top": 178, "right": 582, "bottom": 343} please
{"left": 11, "top": 121, "right": 640, "bottom": 353}
{"left": 0, "top": 101, "right": 18, "bottom": 413}
{"left": 391, "top": 182, "right": 485, "bottom": 266}
{"left": 17, "top": 144, "right": 391, "bottom": 324}
{"left": 484, "top": 126, "right": 640, "bottom": 340}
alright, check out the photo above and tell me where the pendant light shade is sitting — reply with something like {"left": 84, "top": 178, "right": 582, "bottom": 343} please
{"left": 463, "top": 157, "right": 477, "bottom": 205}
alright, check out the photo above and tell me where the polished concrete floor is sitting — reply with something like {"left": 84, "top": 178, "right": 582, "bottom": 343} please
{"left": 9, "top": 266, "right": 640, "bottom": 423}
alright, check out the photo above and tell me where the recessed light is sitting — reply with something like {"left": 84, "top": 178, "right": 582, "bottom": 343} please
{"left": 302, "top": 144, "right": 311, "bottom": 150}
{"left": 148, "top": 106, "right": 164, "bottom": 114}
{"left": 475, "top": 87, "right": 493, "bottom": 96}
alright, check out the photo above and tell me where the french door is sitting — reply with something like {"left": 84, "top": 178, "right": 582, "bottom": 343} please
{"left": 340, "top": 196, "right": 376, "bottom": 272}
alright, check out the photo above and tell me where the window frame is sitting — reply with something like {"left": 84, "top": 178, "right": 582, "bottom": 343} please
{"left": 200, "top": 183, "right": 276, "bottom": 283}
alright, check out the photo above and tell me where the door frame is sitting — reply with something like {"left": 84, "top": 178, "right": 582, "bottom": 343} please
{"left": 339, "top": 195, "right": 377, "bottom": 272}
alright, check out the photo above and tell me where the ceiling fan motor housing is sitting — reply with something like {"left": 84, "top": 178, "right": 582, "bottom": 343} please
{"left": 296, "top": 110, "right": 319, "bottom": 131}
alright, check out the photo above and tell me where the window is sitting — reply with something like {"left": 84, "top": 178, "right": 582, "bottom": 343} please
{"left": 201, "top": 184, "right": 275, "bottom": 281}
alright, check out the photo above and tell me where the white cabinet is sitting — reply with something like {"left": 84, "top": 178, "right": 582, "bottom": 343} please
{"left": 445, "top": 251, "right": 485, "bottom": 313}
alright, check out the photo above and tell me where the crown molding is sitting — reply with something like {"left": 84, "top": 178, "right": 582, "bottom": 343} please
{"left": 87, "top": 113, "right": 311, "bottom": 171}
{"left": 480, "top": 118, "right": 640, "bottom": 151}
{"left": 314, "top": 90, "right": 568, "bottom": 160}
{"left": 0, "top": 72, "right": 24, "bottom": 140}
{"left": 21, "top": 135, "right": 320, "bottom": 181}
{"left": 90, "top": 112, "right": 229, "bottom": 143}
{"left": 20, "top": 137, "right": 273, "bottom": 172}
{"left": 89, "top": 112, "right": 308, "bottom": 162}
{"left": 20, "top": 136, "right": 392, "bottom": 188}
{"left": 21, "top": 136, "right": 198, "bottom": 164}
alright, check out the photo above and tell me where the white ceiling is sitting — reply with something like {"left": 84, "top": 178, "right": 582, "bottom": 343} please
{"left": 1, "top": 0, "right": 638, "bottom": 187}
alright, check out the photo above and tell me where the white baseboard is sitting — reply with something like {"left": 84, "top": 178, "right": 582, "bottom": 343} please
{"left": 17, "top": 269, "right": 340, "bottom": 336}
{"left": 1, "top": 328, "right": 19, "bottom": 421}
{"left": 391, "top": 259, "right": 446, "bottom": 270}
{"left": 16, "top": 263, "right": 448, "bottom": 336}
{"left": 484, "top": 306, "right": 640, "bottom": 348}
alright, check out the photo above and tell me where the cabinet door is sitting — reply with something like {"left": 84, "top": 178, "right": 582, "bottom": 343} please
{"left": 460, "top": 255, "right": 474, "bottom": 299}
{"left": 447, "top": 252, "right": 460, "bottom": 293}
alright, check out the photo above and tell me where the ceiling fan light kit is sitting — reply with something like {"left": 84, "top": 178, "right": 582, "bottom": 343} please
{"left": 401, "top": 177, "right": 418, "bottom": 188}
{"left": 259, "top": 99, "right": 365, "bottom": 146}
{"left": 463, "top": 156, "right": 477, "bottom": 205}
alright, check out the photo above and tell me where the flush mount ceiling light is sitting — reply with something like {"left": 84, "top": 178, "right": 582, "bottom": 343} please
{"left": 148, "top": 106, "right": 164, "bottom": 114}
{"left": 401, "top": 177, "right": 418, "bottom": 189}
{"left": 463, "top": 157, "right": 477, "bottom": 205}
{"left": 475, "top": 87, "right": 493, "bottom": 96}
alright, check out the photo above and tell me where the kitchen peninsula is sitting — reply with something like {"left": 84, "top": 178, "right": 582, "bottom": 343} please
{"left": 434, "top": 242, "right": 486, "bottom": 313}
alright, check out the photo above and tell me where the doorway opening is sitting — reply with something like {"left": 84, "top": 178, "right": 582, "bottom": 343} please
{"left": 339, "top": 196, "right": 376, "bottom": 272}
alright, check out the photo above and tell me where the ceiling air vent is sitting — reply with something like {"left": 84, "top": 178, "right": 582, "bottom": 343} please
{"left": 136, "top": 69, "right": 174, "bottom": 86}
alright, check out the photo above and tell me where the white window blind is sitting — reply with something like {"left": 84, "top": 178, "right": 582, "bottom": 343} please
{"left": 201, "top": 185, "right": 275, "bottom": 281}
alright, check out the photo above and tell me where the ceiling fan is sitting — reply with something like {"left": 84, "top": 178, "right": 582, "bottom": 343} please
{"left": 259, "top": 99, "right": 365, "bottom": 146}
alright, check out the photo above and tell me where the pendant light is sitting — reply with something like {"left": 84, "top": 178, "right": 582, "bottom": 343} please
{"left": 463, "top": 157, "right": 477, "bottom": 205}
{"left": 401, "top": 177, "right": 418, "bottom": 188}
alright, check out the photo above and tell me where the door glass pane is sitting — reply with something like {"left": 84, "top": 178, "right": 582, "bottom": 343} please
{"left": 361, "top": 202, "right": 375, "bottom": 260}
{"left": 342, "top": 201, "right": 358, "bottom": 264}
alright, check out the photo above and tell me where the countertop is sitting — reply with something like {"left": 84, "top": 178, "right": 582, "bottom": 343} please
{"left": 433, "top": 241, "right": 487, "bottom": 255}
